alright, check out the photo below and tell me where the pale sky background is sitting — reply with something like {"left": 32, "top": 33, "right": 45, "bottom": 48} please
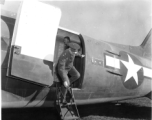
{"left": 1, "top": 0, "right": 152, "bottom": 46}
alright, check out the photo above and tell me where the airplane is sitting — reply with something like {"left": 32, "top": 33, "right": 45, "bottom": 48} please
{"left": 1, "top": 0, "right": 151, "bottom": 116}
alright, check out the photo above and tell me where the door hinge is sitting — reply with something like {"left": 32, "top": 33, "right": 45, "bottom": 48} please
{"left": 13, "top": 45, "right": 21, "bottom": 55}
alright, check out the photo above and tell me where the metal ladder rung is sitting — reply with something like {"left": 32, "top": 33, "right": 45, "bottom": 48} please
{"left": 55, "top": 83, "right": 80, "bottom": 120}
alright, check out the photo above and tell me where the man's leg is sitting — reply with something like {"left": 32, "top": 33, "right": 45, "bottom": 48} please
{"left": 69, "top": 66, "right": 80, "bottom": 84}
{"left": 58, "top": 70, "right": 69, "bottom": 103}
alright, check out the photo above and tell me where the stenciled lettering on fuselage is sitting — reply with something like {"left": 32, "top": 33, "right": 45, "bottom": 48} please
{"left": 104, "top": 51, "right": 152, "bottom": 89}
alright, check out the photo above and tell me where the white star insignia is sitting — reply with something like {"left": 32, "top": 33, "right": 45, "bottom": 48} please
{"left": 121, "top": 54, "right": 142, "bottom": 85}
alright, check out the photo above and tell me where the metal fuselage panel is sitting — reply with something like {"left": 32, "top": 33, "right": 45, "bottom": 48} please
{"left": 2, "top": 32, "right": 151, "bottom": 108}
{"left": 73, "top": 35, "right": 151, "bottom": 103}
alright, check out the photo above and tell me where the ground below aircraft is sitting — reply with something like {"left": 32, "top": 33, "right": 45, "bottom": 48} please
{"left": 1, "top": 0, "right": 152, "bottom": 110}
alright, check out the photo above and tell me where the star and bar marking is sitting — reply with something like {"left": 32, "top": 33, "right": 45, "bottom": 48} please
{"left": 105, "top": 54, "right": 152, "bottom": 86}
{"left": 120, "top": 54, "right": 142, "bottom": 85}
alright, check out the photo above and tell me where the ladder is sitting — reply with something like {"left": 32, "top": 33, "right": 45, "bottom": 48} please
{"left": 55, "top": 82, "right": 80, "bottom": 120}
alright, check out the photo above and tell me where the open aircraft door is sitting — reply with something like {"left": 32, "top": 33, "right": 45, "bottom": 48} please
{"left": 8, "top": 0, "right": 61, "bottom": 85}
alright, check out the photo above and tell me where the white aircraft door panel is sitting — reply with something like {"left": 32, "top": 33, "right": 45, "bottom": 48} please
{"left": 10, "top": 0, "right": 61, "bottom": 85}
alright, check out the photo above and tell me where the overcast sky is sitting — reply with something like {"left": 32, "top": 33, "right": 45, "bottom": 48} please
{"left": 2, "top": 0, "right": 151, "bottom": 46}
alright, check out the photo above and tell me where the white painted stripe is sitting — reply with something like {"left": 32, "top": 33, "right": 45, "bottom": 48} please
{"left": 106, "top": 56, "right": 120, "bottom": 69}
{"left": 143, "top": 67, "right": 152, "bottom": 78}
{"left": 105, "top": 55, "right": 152, "bottom": 79}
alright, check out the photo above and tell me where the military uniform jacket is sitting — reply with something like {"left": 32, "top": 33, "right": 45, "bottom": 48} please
{"left": 57, "top": 48, "right": 76, "bottom": 71}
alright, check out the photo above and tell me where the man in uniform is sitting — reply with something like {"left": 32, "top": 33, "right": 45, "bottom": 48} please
{"left": 57, "top": 42, "right": 85, "bottom": 104}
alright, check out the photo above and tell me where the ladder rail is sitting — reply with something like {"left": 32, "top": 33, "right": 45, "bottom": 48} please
{"left": 55, "top": 82, "right": 80, "bottom": 120}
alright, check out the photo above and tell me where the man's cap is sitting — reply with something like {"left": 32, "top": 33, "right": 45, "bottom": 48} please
{"left": 68, "top": 43, "right": 80, "bottom": 50}
{"left": 64, "top": 36, "right": 70, "bottom": 41}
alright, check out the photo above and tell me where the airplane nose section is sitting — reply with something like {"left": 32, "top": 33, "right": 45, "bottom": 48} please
{"left": 1, "top": 19, "right": 10, "bottom": 39}
{"left": 1, "top": 19, "right": 10, "bottom": 65}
